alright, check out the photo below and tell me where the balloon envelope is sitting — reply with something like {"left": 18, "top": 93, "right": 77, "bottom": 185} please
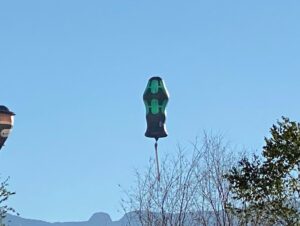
{"left": 143, "top": 77, "right": 169, "bottom": 140}
{"left": 0, "top": 105, "right": 15, "bottom": 150}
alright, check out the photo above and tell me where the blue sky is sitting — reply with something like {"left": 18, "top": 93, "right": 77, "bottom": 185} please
{"left": 0, "top": 0, "right": 300, "bottom": 222}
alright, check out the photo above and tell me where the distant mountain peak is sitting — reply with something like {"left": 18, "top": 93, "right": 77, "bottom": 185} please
{"left": 88, "top": 212, "right": 112, "bottom": 225}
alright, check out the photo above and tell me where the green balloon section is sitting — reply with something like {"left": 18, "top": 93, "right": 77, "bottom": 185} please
{"left": 143, "top": 77, "right": 169, "bottom": 140}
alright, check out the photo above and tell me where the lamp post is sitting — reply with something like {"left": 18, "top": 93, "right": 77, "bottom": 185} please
{"left": 0, "top": 105, "right": 15, "bottom": 151}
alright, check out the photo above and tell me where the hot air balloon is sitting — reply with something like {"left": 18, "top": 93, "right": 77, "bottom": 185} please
{"left": 143, "top": 77, "right": 169, "bottom": 181}
{"left": 0, "top": 105, "right": 15, "bottom": 150}
{"left": 143, "top": 77, "right": 169, "bottom": 140}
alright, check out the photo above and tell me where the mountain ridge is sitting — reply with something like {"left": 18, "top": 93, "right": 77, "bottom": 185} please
{"left": 4, "top": 212, "right": 133, "bottom": 226}
{"left": 3, "top": 210, "right": 230, "bottom": 225}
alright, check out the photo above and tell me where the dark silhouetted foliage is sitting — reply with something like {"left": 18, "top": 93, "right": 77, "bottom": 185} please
{"left": 226, "top": 117, "right": 300, "bottom": 225}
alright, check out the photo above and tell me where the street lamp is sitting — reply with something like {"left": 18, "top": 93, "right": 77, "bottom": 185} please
{"left": 0, "top": 105, "right": 15, "bottom": 150}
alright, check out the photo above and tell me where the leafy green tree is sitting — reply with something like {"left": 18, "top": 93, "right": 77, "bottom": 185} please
{"left": 0, "top": 177, "right": 16, "bottom": 226}
{"left": 226, "top": 117, "right": 300, "bottom": 225}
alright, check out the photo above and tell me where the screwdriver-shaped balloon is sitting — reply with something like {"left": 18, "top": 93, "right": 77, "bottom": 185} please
{"left": 143, "top": 77, "right": 169, "bottom": 141}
